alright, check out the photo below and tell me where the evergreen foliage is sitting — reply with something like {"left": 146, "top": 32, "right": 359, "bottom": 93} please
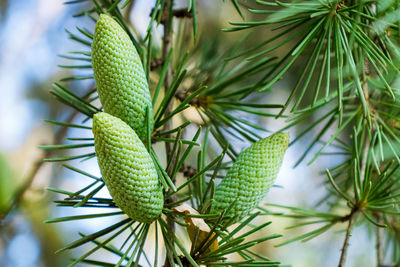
{"left": 44, "top": 0, "right": 400, "bottom": 266}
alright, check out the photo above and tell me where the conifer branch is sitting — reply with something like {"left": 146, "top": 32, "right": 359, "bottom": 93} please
{"left": 38, "top": 0, "right": 400, "bottom": 266}
{"left": 376, "top": 214, "right": 384, "bottom": 267}
{"left": 339, "top": 41, "right": 374, "bottom": 267}
{"left": 338, "top": 207, "right": 357, "bottom": 267}
{"left": 156, "top": 8, "right": 193, "bottom": 24}
{"left": 162, "top": 1, "right": 177, "bottom": 265}
{"left": 162, "top": 0, "right": 174, "bottom": 164}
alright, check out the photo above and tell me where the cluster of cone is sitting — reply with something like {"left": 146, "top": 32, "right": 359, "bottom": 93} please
{"left": 91, "top": 15, "right": 162, "bottom": 224}
{"left": 91, "top": 14, "right": 289, "bottom": 225}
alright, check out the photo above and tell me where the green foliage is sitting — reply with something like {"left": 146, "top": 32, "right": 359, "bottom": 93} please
{"left": 44, "top": 0, "right": 400, "bottom": 266}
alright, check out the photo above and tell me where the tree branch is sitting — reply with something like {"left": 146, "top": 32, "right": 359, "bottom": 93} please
{"left": 337, "top": 69, "right": 370, "bottom": 265}
{"left": 338, "top": 55, "right": 374, "bottom": 267}
{"left": 376, "top": 215, "right": 384, "bottom": 267}
{"left": 153, "top": 7, "right": 193, "bottom": 25}
{"left": 161, "top": 0, "right": 176, "bottom": 266}
{"left": 162, "top": 0, "right": 174, "bottom": 163}
{"left": 338, "top": 208, "right": 357, "bottom": 267}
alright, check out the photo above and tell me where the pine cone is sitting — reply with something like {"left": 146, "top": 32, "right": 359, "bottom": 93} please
{"left": 92, "top": 14, "right": 153, "bottom": 142}
{"left": 210, "top": 132, "right": 289, "bottom": 225}
{"left": 92, "top": 112, "right": 163, "bottom": 223}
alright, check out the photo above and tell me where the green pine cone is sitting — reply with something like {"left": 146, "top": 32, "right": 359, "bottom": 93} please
{"left": 92, "top": 14, "right": 153, "bottom": 142}
{"left": 92, "top": 112, "right": 163, "bottom": 223}
{"left": 210, "top": 132, "right": 289, "bottom": 225}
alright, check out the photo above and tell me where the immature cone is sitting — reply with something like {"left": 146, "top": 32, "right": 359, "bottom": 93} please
{"left": 92, "top": 14, "right": 153, "bottom": 142}
{"left": 92, "top": 112, "right": 163, "bottom": 223}
{"left": 210, "top": 132, "right": 289, "bottom": 225}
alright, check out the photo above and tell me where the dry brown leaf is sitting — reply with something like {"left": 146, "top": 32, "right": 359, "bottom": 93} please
{"left": 172, "top": 204, "right": 219, "bottom": 254}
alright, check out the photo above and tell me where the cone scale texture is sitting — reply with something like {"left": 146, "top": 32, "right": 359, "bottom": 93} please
{"left": 210, "top": 132, "right": 289, "bottom": 224}
{"left": 92, "top": 14, "right": 153, "bottom": 142}
{"left": 92, "top": 112, "right": 163, "bottom": 223}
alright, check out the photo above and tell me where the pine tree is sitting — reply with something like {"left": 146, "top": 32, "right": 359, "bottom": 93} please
{"left": 43, "top": 0, "right": 400, "bottom": 266}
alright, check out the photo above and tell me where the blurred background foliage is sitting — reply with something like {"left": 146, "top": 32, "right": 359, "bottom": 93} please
{"left": 0, "top": 0, "right": 383, "bottom": 266}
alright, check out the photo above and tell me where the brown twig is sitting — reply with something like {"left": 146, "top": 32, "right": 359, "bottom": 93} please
{"left": 170, "top": 8, "right": 193, "bottom": 19}
{"left": 161, "top": 1, "right": 176, "bottom": 266}
{"left": 153, "top": 7, "right": 193, "bottom": 25}
{"left": 338, "top": 207, "right": 357, "bottom": 267}
{"left": 338, "top": 56, "right": 373, "bottom": 267}
{"left": 162, "top": 0, "right": 174, "bottom": 163}
{"left": 376, "top": 215, "right": 384, "bottom": 267}
{"left": 180, "top": 164, "right": 197, "bottom": 178}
